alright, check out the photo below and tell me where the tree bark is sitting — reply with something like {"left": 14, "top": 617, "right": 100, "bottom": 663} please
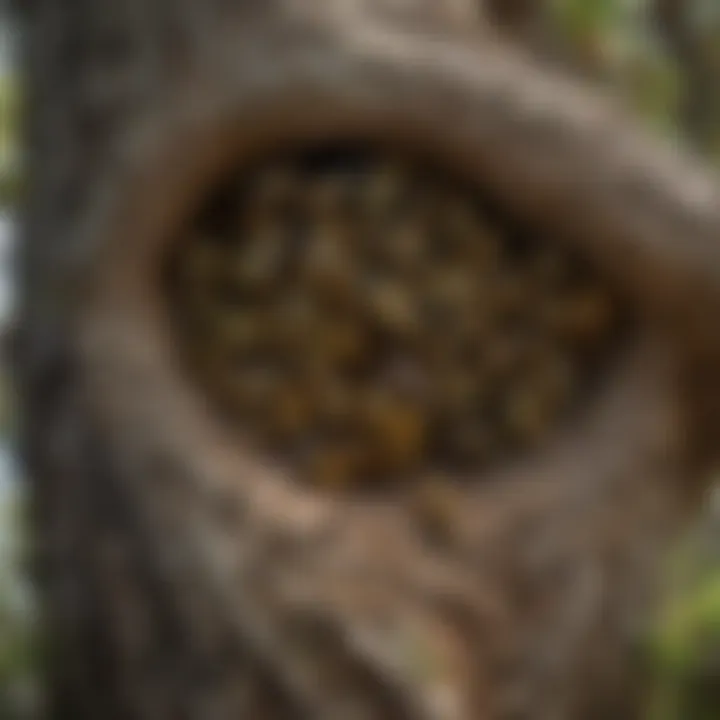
{"left": 20, "top": 1, "right": 720, "bottom": 719}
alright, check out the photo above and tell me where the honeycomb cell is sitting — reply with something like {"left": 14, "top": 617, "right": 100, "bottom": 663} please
{"left": 165, "top": 147, "right": 627, "bottom": 488}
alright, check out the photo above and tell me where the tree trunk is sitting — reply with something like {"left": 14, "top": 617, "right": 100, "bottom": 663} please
{"left": 20, "top": 1, "right": 720, "bottom": 719}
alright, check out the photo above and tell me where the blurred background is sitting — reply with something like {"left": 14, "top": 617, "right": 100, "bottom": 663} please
{"left": 0, "top": 1, "right": 718, "bottom": 718}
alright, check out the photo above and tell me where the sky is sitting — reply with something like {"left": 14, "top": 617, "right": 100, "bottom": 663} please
{"left": 0, "top": 217, "right": 14, "bottom": 324}
{"left": 0, "top": 19, "right": 21, "bottom": 600}
{"left": 0, "top": 18, "right": 15, "bottom": 73}
{"left": 0, "top": 216, "right": 14, "bottom": 499}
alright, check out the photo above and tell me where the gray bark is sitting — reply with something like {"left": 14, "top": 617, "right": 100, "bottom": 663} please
{"left": 20, "top": 1, "right": 720, "bottom": 718}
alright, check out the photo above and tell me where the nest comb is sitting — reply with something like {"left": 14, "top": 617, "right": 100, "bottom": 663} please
{"left": 166, "top": 147, "right": 627, "bottom": 489}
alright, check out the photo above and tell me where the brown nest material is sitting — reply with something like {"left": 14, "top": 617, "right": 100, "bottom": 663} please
{"left": 165, "top": 146, "right": 626, "bottom": 488}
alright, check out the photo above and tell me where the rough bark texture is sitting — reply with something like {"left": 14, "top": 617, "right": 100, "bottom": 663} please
{"left": 20, "top": 1, "right": 720, "bottom": 719}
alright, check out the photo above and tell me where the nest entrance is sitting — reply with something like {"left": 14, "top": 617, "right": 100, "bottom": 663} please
{"left": 165, "top": 145, "right": 627, "bottom": 489}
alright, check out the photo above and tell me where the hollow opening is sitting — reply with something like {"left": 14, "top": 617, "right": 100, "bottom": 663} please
{"left": 163, "top": 143, "right": 631, "bottom": 489}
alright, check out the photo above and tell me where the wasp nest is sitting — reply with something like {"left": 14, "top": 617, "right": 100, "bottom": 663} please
{"left": 166, "top": 148, "right": 626, "bottom": 488}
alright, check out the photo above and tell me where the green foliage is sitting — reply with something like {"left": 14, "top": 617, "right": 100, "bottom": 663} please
{"left": 548, "top": 0, "right": 720, "bottom": 160}
{"left": 551, "top": 0, "right": 629, "bottom": 41}
{"left": 648, "top": 574, "right": 720, "bottom": 720}
{"left": 0, "top": 490, "right": 39, "bottom": 720}
{"left": 549, "top": 0, "right": 635, "bottom": 76}
{"left": 655, "top": 578, "right": 720, "bottom": 675}
{"left": 0, "top": 74, "right": 22, "bottom": 208}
